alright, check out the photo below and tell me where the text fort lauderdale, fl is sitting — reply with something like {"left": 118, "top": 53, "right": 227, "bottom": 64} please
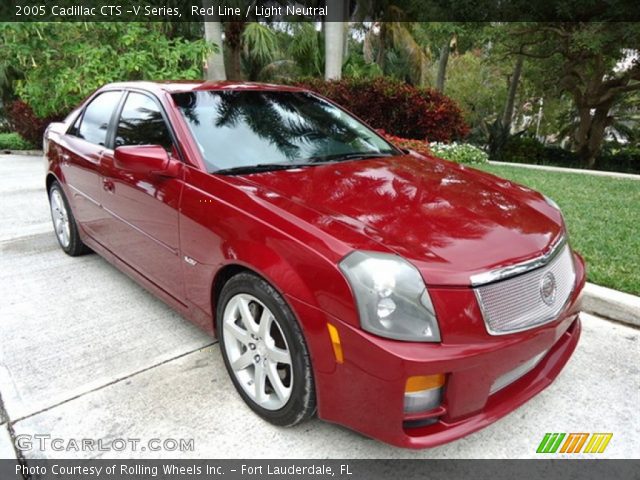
{"left": 194, "top": 5, "right": 328, "bottom": 17}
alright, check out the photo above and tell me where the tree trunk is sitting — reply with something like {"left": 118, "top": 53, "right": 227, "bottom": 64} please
{"left": 223, "top": 22, "right": 245, "bottom": 81}
{"left": 342, "top": 21, "right": 350, "bottom": 63}
{"left": 202, "top": 3, "right": 225, "bottom": 81}
{"left": 502, "top": 55, "right": 524, "bottom": 131}
{"left": 435, "top": 39, "right": 451, "bottom": 93}
{"left": 324, "top": 0, "right": 345, "bottom": 81}
{"left": 573, "top": 102, "right": 613, "bottom": 168}
{"left": 226, "top": 43, "right": 243, "bottom": 80}
{"left": 375, "top": 22, "right": 387, "bottom": 72}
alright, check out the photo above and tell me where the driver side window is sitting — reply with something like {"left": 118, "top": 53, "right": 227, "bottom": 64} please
{"left": 114, "top": 92, "right": 173, "bottom": 151}
{"left": 73, "top": 90, "right": 122, "bottom": 146}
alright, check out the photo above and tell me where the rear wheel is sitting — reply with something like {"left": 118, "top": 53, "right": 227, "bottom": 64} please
{"left": 217, "top": 272, "right": 316, "bottom": 426}
{"left": 48, "top": 181, "right": 89, "bottom": 256}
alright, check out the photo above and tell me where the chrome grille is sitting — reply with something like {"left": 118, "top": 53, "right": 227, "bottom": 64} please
{"left": 475, "top": 244, "right": 576, "bottom": 335}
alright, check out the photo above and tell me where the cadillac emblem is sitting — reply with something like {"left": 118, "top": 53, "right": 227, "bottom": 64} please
{"left": 540, "top": 272, "right": 557, "bottom": 306}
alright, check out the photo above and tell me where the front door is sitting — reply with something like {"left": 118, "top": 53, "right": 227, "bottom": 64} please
{"left": 100, "top": 91, "right": 184, "bottom": 301}
{"left": 59, "top": 90, "right": 123, "bottom": 242}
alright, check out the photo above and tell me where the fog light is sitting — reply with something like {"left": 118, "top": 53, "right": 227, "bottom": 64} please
{"left": 404, "top": 374, "right": 445, "bottom": 413}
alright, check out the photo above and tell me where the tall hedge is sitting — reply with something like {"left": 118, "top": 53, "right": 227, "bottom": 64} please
{"left": 294, "top": 77, "right": 469, "bottom": 143}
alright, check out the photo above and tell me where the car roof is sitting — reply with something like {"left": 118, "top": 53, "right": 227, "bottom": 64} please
{"left": 104, "top": 80, "right": 308, "bottom": 95}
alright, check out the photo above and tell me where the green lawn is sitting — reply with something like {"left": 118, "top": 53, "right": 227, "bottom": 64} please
{"left": 475, "top": 164, "right": 640, "bottom": 296}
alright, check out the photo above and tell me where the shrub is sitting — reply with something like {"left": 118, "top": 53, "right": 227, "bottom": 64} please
{"left": 381, "top": 132, "right": 487, "bottom": 166}
{"left": 5, "top": 100, "right": 61, "bottom": 147}
{"left": 498, "top": 136, "right": 550, "bottom": 164}
{"left": 381, "top": 131, "right": 432, "bottom": 156}
{"left": 0, "top": 132, "right": 34, "bottom": 150}
{"left": 293, "top": 77, "right": 469, "bottom": 143}
{"left": 429, "top": 142, "right": 489, "bottom": 165}
{"left": 597, "top": 145, "right": 640, "bottom": 174}
{"left": 499, "top": 136, "right": 640, "bottom": 174}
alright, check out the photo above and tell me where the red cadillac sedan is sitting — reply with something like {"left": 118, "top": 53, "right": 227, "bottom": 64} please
{"left": 44, "top": 81, "right": 585, "bottom": 448}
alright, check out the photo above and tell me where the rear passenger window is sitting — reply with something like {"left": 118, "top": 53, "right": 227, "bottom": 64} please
{"left": 76, "top": 91, "right": 122, "bottom": 146}
{"left": 114, "top": 92, "right": 173, "bottom": 151}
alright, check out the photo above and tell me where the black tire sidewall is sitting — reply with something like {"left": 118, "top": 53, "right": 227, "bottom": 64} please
{"left": 217, "top": 272, "right": 316, "bottom": 427}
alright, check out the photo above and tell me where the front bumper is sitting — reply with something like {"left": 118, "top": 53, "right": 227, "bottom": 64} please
{"left": 288, "top": 252, "right": 586, "bottom": 448}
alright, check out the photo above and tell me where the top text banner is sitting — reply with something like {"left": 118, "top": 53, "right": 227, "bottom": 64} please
{"left": 3, "top": 0, "right": 640, "bottom": 22}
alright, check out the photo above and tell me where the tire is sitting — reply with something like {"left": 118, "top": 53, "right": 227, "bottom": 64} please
{"left": 217, "top": 272, "right": 316, "bottom": 426}
{"left": 48, "top": 181, "right": 90, "bottom": 256}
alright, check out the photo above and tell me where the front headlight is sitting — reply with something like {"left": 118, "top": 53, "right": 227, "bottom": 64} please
{"left": 339, "top": 251, "right": 441, "bottom": 342}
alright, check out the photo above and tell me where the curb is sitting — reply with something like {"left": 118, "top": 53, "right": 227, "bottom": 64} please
{"left": 488, "top": 161, "right": 640, "bottom": 180}
{"left": 0, "top": 150, "right": 43, "bottom": 156}
{"left": 582, "top": 282, "right": 640, "bottom": 328}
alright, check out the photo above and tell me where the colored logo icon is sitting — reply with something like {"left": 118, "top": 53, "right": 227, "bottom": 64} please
{"left": 536, "top": 433, "right": 613, "bottom": 454}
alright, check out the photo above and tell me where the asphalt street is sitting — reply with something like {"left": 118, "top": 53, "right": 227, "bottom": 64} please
{"left": 1, "top": 154, "right": 638, "bottom": 459}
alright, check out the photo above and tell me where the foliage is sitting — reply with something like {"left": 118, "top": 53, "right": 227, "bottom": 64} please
{"left": 441, "top": 51, "right": 507, "bottom": 140}
{"left": 498, "top": 136, "right": 550, "bottom": 163}
{"left": 0, "top": 132, "right": 34, "bottom": 150}
{"left": 498, "top": 136, "right": 640, "bottom": 174}
{"left": 241, "top": 23, "right": 279, "bottom": 81}
{"left": 342, "top": 53, "right": 384, "bottom": 80}
{"left": 429, "top": 142, "right": 488, "bottom": 164}
{"left": 598, "top": 145, "right": 640, "bottom": 174}
{"left": 0, "top": 23, "right": 213, "bottom": 117}
{"left": 287, "top": 23, "right": 324, "bottom": 78}
{"left": 5, "top": 100, "right": 60, "bottom": 146}
{"left": 479, "top": 164, "right": 640, "bottom": 295}
{"left": 293, "top": 77, "right": 469, "bottom": 142}
{"left": 381, "top": 132, "right": 432, "bottom": 156}
{"left": 497, "top": 22, "right": 640, "bottom": 166}
{"left": 383, "top": 131, "right": 487, "bottom": 165}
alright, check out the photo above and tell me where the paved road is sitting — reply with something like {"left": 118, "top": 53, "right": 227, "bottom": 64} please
{"left": 1, "top": 154, "right": 638, "bottom": 459}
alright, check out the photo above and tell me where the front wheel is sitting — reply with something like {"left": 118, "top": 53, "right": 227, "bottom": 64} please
{"left": 48, "top": 181, "right": 90, "bottom": 256}
{"left": 217, "top": 272, "right": 316, "bottom": 426}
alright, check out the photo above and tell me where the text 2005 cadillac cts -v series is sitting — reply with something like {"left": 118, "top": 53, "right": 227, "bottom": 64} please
{"left": 44, "top": 81, "right": 585, "bottom": 448}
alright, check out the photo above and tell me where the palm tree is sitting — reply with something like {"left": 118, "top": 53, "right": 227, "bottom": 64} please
{"left": 201, "top": 1, "right": 226, "bottom": 80}
{"left": 324, "top": 0, "right": 346, "bottom": 80}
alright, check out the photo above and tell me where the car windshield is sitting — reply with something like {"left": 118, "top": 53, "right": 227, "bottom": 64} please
{"left": 171, "top": 90, "right": 399, "bottom": 173}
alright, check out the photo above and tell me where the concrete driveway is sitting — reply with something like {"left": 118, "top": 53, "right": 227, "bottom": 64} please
{"left": 1, "top": 154, "right": 638, "bottom": 459}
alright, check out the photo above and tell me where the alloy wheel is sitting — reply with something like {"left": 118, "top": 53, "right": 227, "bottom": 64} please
{"left": 50, "top": 188, "right": 71, "bottom": 248}
{"left": 222, "top": 293, "right": 293, "bottom": 410}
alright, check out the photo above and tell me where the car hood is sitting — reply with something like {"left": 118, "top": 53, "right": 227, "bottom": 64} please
{"left": 234, "top": 155, "right": 564, "bottom": 286}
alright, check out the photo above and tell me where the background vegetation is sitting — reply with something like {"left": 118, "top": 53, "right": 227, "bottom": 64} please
{"left": 0, "top": 19, "right": 638, "bottom": 169}
{"left": 0, "top": 15, "right": 638, "bottom": 294}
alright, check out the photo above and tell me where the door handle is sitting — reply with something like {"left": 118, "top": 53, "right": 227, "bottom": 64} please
{"left": 102, "top": 179, "right": 115, "bottom": 193}
{"left": 61, "top": 153, "right": 70, "bottom": 164}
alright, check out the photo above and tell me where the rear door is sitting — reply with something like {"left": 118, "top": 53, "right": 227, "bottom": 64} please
{"left": 100, "top": 90, "right": 185, "bottom": 301}
{"left": 59, "top": 90, "right": 123, "bottom": 242}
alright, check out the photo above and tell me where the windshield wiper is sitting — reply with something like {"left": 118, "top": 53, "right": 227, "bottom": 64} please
{"left": 215, "top": 152, "right": 396, "bottom": 175}
{"left": 215, "top": 163, "right": 314, "bottom": 175}
{"left": 306, "top": 152, "right": 395, "bottom": 163}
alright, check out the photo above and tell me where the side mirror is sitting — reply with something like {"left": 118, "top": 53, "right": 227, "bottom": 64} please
{"left": 114, "top": 145, "right": 180, "bottom": 177}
